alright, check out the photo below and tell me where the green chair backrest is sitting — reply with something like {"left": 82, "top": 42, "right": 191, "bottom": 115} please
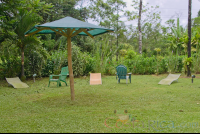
{"left": 116, "top": 65, "right": 127, "bottom": 79}
{"left": 59, "top": 67, "right": 69, "bottom": 81}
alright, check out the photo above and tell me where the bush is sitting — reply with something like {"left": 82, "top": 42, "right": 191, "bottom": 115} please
{"left": 83, "top": 53, "right": 95, "bottom": 76}
{"left": 124, "top": 54, "right": 184, "bottom": 75}
{"left": 159, "top": 57, "right": 168, "bottom": 74}
{"left": 167, "top": 55, "right": 184, "bottom": 73}
{"left": 24, "top": 50, "right": 47, "bottom": 78}
{"left": 105, "top": 60, "right": 116, "bottom": 75}
{"left": 125, "top": 55, "right": 156, "bottom": 75}
{"left": 0, "top": 57, "right": 21, "bottom": 79}
{"left": 124, "top": 50, "right": 137, "bottom": 72}
{"left": 47, "top": 45, "right": 95, "bottom": 77}
{"left": 41, "top": 59, "right": 54, "bottom": 77}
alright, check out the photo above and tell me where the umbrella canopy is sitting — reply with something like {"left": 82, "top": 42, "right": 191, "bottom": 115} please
{"left": 25, "top": 16, "right": 114, "bottom": 101}
{"left": 25, "top": 16, "right": 114, "bottom": 38}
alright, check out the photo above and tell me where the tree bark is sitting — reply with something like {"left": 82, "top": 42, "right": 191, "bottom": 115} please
{"left": 21, "top": 47, "right": 25, "bottom": 79}
{"left": 67, "top": 35, "right": 75, "bottom": 101}
{"left": 110, "top": 40, "right": 112, "bottom": 61}
{"left": 138, "top": 0, "right": 142, "bottom": 54}
{"left": 187, "top": 0, "right": 191, "bottom": 77}
{"left": 116, "top": 3, "right": 119, "bottom": 61}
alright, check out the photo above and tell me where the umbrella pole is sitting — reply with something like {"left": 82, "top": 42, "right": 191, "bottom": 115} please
{"left": 67, "top": 36, "right": 75, "bottom": 101}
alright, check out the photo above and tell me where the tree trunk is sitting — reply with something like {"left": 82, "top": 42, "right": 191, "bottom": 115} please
{"left": 110, "top": 40, "right": 112, "bottom": 61}
{"left": 100, "top": 41, "right": 104, "bottom": 66}
{"left": 138, "top": 0, "right": 142, "bottom": 54}
{"left": 67, "top": 36, "right": 75, "bottom": 101}
{"left": 187, "top": 0, "right": 191, "bottom": 77}
{"left": 21, "top": 47, "right": 25, "bottom": 79}
{"left": 116, "top": 3, "right": 119, "bottom": 61}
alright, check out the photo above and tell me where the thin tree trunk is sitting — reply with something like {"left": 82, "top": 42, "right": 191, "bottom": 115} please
{"left": 110, "top": 40, "right": 112, "bottom": 61}
{"left": 67, "top": 35, "right": 75, "bottom": 101}
{"left": 187, "top": 0, "right": 191, "bottom": 77}
{"left": 116, "top": 3, "right": 119, "bottom": 61}
{"left": 21, "top": 47, "right": 25, "bottom": 79}
{"left": 138, "top": 0, "right": 142, "bottom": 54}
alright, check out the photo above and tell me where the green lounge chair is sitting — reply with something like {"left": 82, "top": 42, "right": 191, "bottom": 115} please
{"left": 116, "top": 65, "right": 131, "bottom": 84}
{"left": 48, "top": 66, "right": 69, "bottom": 87}
{"left": 158, "top": 74, "right": 181, "bottom": 85}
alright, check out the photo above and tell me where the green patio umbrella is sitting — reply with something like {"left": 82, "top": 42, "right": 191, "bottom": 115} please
{"left": 25, "top": 16, "right": 114, "bottom": 101}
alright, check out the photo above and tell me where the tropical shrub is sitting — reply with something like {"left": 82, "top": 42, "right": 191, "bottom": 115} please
{"left": 0, "top": 57, "right": 21, "bottom": 79}
{"left": 124, "top": 50, "right": 137, "bottom": 72}
{"left": 41, "top": 58, "right": 54, "bottom": 77}
{"left": 105, "top": 60, "right": 116, "bottom": 75}
{"left": 183, "top": 56, "right": 193, "bottom": 75}
{"left": 24, "top": 45, "right": 49, "bottom": 78}
{"left": 82, "top": 53, "right": 95, "bottom": 76}
{"left": 51, "top": 50, "right": 68, "bottom": 75}
{"left": 48, "top": 44, "right": 94, "bottom": 77}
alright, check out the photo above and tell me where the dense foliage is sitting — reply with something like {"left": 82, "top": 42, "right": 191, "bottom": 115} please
{"left": 0, "top": 0, "right": 200, "bottom": 80}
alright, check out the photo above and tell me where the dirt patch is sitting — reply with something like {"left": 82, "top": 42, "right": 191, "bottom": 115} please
{"left": 180, "top": 76, "right": 200, "bottom": 78}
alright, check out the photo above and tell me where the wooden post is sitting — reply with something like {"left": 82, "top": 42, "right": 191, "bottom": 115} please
{"left": 67, "top": 29, "right": 75, "bottom": 101}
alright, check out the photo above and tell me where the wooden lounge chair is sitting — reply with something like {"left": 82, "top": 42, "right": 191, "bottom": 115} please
{"left": 5, "top": 77, "right": 29, "bottom": 88}
{"left": 90, "top": 73, "right": 102, "bottom": 85}
{"left": 158, "top": 74, "right": 181, "bottom": 85}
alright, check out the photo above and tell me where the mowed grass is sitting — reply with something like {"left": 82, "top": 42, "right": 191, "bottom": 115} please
{"left": 1, "top": 73, "right": 200, "bottom": 133}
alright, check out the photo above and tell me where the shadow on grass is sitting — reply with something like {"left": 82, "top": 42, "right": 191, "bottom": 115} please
{"left": 33, "top": 93, "right": 108, "bottom": 108}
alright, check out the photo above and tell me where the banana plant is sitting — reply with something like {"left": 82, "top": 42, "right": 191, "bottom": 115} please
{"left": 169, "top": 18, "right": 186, "bottom": 55}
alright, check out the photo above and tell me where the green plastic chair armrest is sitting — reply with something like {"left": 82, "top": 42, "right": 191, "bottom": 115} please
{"left": 49, "top": 74, "right": 61, "bottom": 79}
{"left": 59, "top": 74, "right": 68, "bottom": 76}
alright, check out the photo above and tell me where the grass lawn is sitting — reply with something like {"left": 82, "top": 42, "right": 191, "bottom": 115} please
{"left": 1, "top": 73, "right": 200, "bottom": 133}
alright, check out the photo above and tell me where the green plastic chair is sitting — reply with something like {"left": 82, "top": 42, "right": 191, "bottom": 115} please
{"left": 116, "top": 65, "right": 131, "bottom": 84}
{"left": 48, "top": 66, "right": 69, "bottom": 87}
